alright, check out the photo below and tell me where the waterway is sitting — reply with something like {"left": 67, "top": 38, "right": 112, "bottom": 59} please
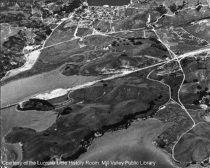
{"left": 51, "top": 119, "right": 177, "bottom": 168}
{"left": 0, "top": 103, "right": 58, "bottom": 168}
{"left": 1, "top": 69, "right": 97, "bottom": 108}
{"left": 1, "top": 54, "right": 177, "bottom": 168}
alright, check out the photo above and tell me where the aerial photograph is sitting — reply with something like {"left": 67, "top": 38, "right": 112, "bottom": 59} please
{"left": 0, "top": 0, "right": 210, "bottom": 168}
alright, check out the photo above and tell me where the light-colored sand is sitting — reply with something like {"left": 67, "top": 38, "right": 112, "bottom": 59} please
{"left": 4, "top": 47, "right": 41, "bottom": 79}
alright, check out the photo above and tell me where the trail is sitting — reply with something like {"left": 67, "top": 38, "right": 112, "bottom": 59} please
{"left": 147, "top": 15, "right": 210, "bottom": 164}
{"left": 149, "top": 21, "right": 196, "bottom": 124}
{"left": 1, "top": 39, "right": 209, "bottom": 110}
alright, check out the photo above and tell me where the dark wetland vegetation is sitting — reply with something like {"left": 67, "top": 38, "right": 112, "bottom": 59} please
{"left": 1, "top": 0, "right": 210, "bottom": 168}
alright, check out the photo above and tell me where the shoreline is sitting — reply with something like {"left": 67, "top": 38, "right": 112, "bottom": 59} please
{"left": 2, "top": 46, "right": 41, "bottom": 80}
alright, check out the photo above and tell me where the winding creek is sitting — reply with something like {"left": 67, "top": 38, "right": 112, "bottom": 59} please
{"left": 1, "top": 13, "right": 209, "bottom": 166}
